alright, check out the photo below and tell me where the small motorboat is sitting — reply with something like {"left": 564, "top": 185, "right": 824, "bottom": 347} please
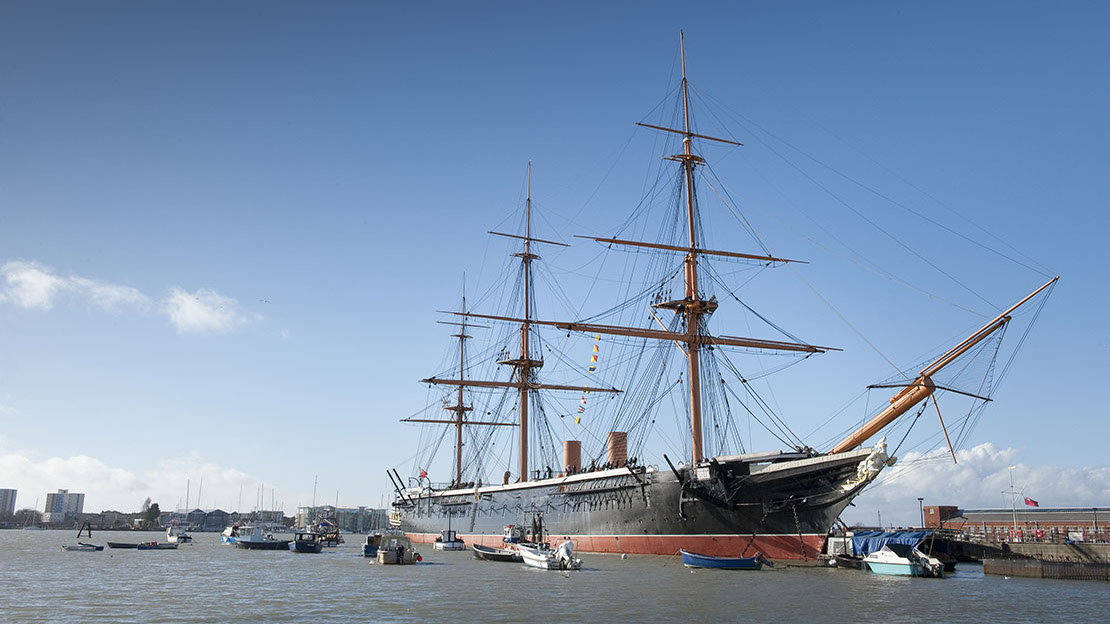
{"left": 61, "top": 542, "right": 104, "bottom": 552}
{"left": 166, "top": 526, "right": 193, "bottom": 544}
{"left": 679, "top": 550, "right": 771, "bottom": 570}
{"left": 233, "top": 524, "right": 293, "bottom": 551}
{"left": 292, "top": 531, "right": 324, "bottom": 553}
{"left": 361, "top": 533, "right": 383, "bottom": 557}
{"left": 518, "top": 541, "right": 582, "bottom": 571}
{"left": 376, "top": 533, "right": 421, "bottom": 565}
{"left": 220, "top": 524, "right": 240, "bottom": 544}
{"left": 834, "top": 553, "right": 863, "bottom": 569}
{"left": 863, "top": 543, "right": 944, "bottom": 577}
{"left": 432, "top": 529, "right": 466, "bottom": 551}
{"left": 472, "top": 543, "right": 521, "bottom": 562}
{"left": 136, "top": 542, "right": 179, "bottom": 550}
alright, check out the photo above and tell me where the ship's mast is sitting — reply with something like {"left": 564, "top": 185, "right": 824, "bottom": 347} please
{"left": 422, "top": 165, "right": 620, "bottom": 483}
{"left": 519, "top": 163, "right": 537, "bottom": 481}
{"left": 451, "top": 280, "right": 472, "bottom": 484}
{"left": 678, "top": 32, "right": 708, "bottom": 463}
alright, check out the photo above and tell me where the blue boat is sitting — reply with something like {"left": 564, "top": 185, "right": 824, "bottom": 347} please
{"left": 680, "top": 550, "right": 772, "bottom": 570}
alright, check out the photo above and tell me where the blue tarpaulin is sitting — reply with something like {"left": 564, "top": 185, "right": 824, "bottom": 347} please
{"left": 851, "top": 530, "right": 932, "bottom": 556}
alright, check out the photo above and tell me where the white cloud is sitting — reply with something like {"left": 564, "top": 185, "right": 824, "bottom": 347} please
{"left": 0, "top": 259, "right": 254, "bottom": 335}
{"left": 844, "top": 442, "right": 1110, "bottom": 527}
{"left": 0, "top": 260, "right": 149, "bottom": 312}
{"left": 0, "top": 449, "right": 269, "bottom": 513}
{"left": 161, "top": 287, "right": 249, "bottom": 334}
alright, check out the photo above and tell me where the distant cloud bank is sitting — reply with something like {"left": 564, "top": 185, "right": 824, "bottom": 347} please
{"left": 0, "top": 260, "right": 252, "bottom": 334}
{"left": 0, "top": 449, "right": 269, "bottom": 513}
{"left": 844, "top": 442, "right": 1110, "bottom": 527}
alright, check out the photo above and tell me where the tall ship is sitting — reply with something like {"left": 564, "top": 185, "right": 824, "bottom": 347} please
{"left": 386, "top": 35, "right": 1057, "bottom": 560}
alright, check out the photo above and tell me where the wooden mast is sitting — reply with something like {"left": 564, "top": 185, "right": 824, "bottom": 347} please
{"left": 453, "top": 279, "right": 470, "bottom": 483}
{"left": 519, "top": 162, "right": 535, "bottom": 481}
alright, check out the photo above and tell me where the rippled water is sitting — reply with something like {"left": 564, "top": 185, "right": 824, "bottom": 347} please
{"left": 1, "top": 530, "right": 1104, "bottom": 623}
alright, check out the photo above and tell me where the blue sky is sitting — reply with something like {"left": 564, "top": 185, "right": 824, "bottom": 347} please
{"left": 0, "top": 2, "right": 1106, "bottom": 525}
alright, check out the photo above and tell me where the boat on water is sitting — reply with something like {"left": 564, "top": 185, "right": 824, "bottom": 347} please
{"left": 136, "top": 542, "right": 178, "bottom": 551}
{"left": 362, "top": 533, "right": 383, "bottom": 557}
{"left": 518, "top": 541, "right": 582, "bottom": 571}
{"left": 234, "top": 524, "right": 293, "bottom": 551}
{"left": 432, "top": 529, "right": 465, "bottom": 551}
{"left": 293, "top": 530, "right": 324, "bottom": 553}
{"left": 834, "top": 554, "right": 863, "bottom": 569}
{"left": 62, "top": 521, "right": 103, "bottom": 552}
{"left": 107, "top": 542, "right": 139, "bottom": 549}
{"left": 376, "top": 533, "right": 421, "bottom": 565}
{"left": 680, "top": 550, "right": 771, "bottom": 570}
{"left": 61, "top": 543, "right": 103, "bottom": 552}
{"left": 387, "top": 34, "right": 1058, "bottom": 561}
{"left": 166, "top": 526, "right": 193, "bottom": 544}
{"left": 472, "top": 543, "right": 521, "bottom": 562}
{"left": 220, "top": 524, "right": 240, "bottom": 544}
{"left": 863, "top": 543, "right": 944, "bottom": 578}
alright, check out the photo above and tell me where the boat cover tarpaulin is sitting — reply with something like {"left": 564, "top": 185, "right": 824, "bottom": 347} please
{"left": 851, "top": 530, "right": 931, "bottom": 556}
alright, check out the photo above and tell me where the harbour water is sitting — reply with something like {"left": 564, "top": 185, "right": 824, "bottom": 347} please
{"left": 1, "top": 530, "right": 1104, "bottom": 623}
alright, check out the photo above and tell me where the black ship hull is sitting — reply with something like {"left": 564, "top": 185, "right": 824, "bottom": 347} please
{"left": 396, "top": 447, "right": 878, "bottom": 561}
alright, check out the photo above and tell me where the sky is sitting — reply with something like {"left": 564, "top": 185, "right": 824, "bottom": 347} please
{"left": 0, "top": 1, "right": 1107, "bottom": 527}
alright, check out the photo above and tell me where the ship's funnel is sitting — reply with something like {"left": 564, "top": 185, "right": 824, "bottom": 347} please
{"left": 607, "top": 432, "right": 627, "bottom": 467}
{"left": 563, "top": 440, "right": 582, "bottom": 473}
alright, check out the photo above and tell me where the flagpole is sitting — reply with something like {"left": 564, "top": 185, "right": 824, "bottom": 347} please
{"left": 1008, "top": 466, "right": 1018, "bottom": 541}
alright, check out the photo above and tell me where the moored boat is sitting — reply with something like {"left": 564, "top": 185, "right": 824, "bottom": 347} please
{"left": 518, "top": 541, "right": 582, "bottom": 571}
{"left": 220, "top": 524, "right": 240, "bottom": 544}
{"left": 834, "top": 554, "right": 863, "bottom": 569}
{"left": 376, "top": 533, "right": 421, "bottom": 565}
{"left": 61, "top": 543, "right": 104, "bottom": 552}
{"left": 107, "top": 542, "right": 139, "bottom": 549}
{"left": 432, "top": 529, "right": 465, "bottom": 551}
{"left": 166, "top": 526, "right": 193, "bottom": 544}
{"left": 863, "top": 544, "right": 943, "bottom": 578}
{"left": 362, "top": 533, "right": 382, "bottom": 557}
{"left": 680, "top": 550, "right": 770, "bottom": 570}
{"left": 136, "top": 542, "right": 178, "bottom": 550}
{"left": 293, "top": 530, "right": 324, "bottom": 553}
{"left": 472, "top": 543, "right": 521, "bottom": 562}
{"left": 234, "top": 525, "right": 292, "bottom": 551}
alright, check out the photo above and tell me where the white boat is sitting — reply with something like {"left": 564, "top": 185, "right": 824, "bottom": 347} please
{"left": 166, "top": 526, "right": 193, "bottom": 544}
{"left": 864, "top": 544, "right": 944, "bottom": 577}
{"left": 220, "top": 524, "right": 240, "bottom": 544}
{"left": 432, "top": 529, "right": 466, "bottom": 551}
{"left": 518, "top": 541, "right": 582, "bottom": 571}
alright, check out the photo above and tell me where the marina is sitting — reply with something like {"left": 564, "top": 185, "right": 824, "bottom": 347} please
{"left": 2, "top": 529, "right": 1107, "bottom": 623}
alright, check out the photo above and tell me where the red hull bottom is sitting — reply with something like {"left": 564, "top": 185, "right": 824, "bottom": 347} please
{"left": 406, "top": 531, "right": 826, "bottom": 561}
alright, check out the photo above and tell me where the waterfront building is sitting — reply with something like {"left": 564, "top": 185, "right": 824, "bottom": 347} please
{"left": 43, "top": 489, "right": 85, "bottom": 524}
{"left": 0, "top": 488, "right": 16, "bottom": 516}
{"left": 926, "top": 505, "right": 1110, "bottom": 543}
{"left": 296, "top": 505, "right": 387, "bottom": 533}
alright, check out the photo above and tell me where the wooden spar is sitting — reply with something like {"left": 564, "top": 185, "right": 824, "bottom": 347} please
{"left": 422, "top": 377, "right": 620, "bottom": 393}
{"left": 828, "top": 276, "right": 1058, "bottom": 455}
{"left": 572, "top": 235, "right": 804, "bottom": 264}
{"left": 634, "top": 122, "right": 743, "bottom": 146}
{"left": 933, "top": 395, "right": 957, "bottom": 465}
{"left": 402, "top": 418, "right": 516, "bottom": 427}
{"left": 490, "top": 231, "right": 569, "bottom": 247}
{"left": 442, "top": 310, "right": 832, "bottom": 353}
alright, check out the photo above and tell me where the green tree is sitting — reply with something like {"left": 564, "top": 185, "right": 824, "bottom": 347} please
{"left": 144, "top": 502, "right": 161, "bottom": 525}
